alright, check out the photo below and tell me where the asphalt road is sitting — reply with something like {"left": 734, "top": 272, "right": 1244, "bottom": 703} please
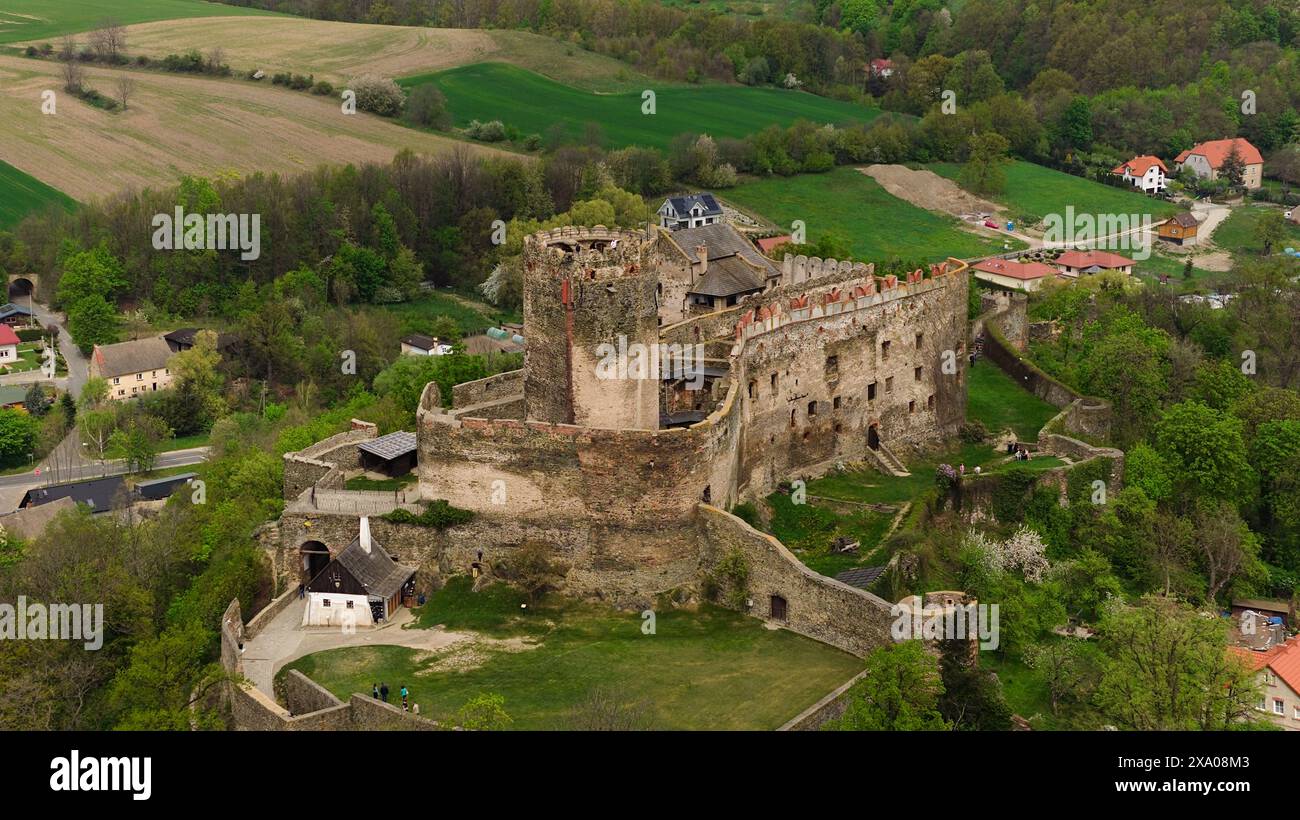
{"left": 0, "top": 446, "right": 210, "bottom": 493}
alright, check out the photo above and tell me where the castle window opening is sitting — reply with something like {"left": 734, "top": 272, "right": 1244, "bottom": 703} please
{"left": 834, "top": 423, "right": 843, "bottom": 433}
{"left": 790, "top": 409, "right": 796, "bottom": 428}
{"left": 770, "top": 373, "right": 778, "bottom": 392}
{"left": 833, "top": 395, "right": 841, "bottom": 409}
{"left": 914, "top": 366, "right": 923, "bottom": 381}
{"left": 928, "top": 394, "right": 936, "bottom": 410}
{"left": 881, "top": 340, "right": 891, "bottom": 361}
{"left": 748, "top": 380, "right": 757, "bottom": 399}
{"left": 702, "top": 485, "right": 711, "bottom": 503}
{"left": 868, "top": 382, "right": 877, "bottom": 401}
{"left": 885, "top": 376, "right": 894, "bottom": 393}
{"left": 916, "top": 332, "right": 924, "bottom": 348}
{"left": 807, "top": 401, "right": 817, "bottom": 416}
{"left": 825, "top": 355, "right": 839, "bottom": 380}
{"left": 909, "top": 400, "right": 916, "bottom": 414}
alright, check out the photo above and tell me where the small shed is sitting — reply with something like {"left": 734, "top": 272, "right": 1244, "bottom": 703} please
{"left": 1158, "top": 212, "right": 1200, "bottom": 246}
{"left": 21, "top": 475, "right": 126, "bottom": 514}
{"left": 134, "top": 472, "right": 198, "bottom": 501}
{"left": 357, "top": 431, "right": 417, "bottom": 476}
{"left": 304, "top": 519, "right": 416, "bottom": 627}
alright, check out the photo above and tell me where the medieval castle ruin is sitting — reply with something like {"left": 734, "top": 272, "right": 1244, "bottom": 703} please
{"left": 266, "top": 221, "right": 972, "bottom": 658}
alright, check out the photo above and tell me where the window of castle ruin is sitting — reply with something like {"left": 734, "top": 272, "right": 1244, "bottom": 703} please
{"left": 916, "top": 333, "right": 924, "bottom": 348}
{"left": 909, "top": 400, "right": 916, "bottom": 414}
{"left": 928, "top": 395, "right": 936, "bottom": 410}
{"left": 790, "top": 409, "right": 796, "bottom": 427}
{"left": 771, "top": 373, "right": 778, "bottom": 392}
{"left": 882, "top": 340, "right": 891, "bottom": 360}
{"left": 825, "top": 355, "right": 838, "bottom": 380}
{"left": 868, "top": 382, "right": 877, "bottom": 400}
{"left": 808, "top": 401, "right": 817, "bottom": 416}
{"left": 833, "top": 395, "right": 841, "bottom": 409}
{"left": 702, "top": 486, "right": 711, "bottom": 503}
{"left": 834, "top": 423, "right": 843, "bottom": 433}
{"left": 886, "top": 376, "right": 894, "bottom": 393}
{"left": 748, "top": 380, "right": 757, "bottom": 399}
{"left": 914, "top": 366, "right": 923, "bottom": 381}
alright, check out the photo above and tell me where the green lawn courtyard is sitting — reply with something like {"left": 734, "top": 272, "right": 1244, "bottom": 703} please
{"left": 280, "top": 576, "right": 862, "bottom": 730}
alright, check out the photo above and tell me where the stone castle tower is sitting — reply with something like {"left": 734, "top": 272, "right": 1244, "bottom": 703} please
{"left": 522, "top": 226, "right": 662, "bottom": 430}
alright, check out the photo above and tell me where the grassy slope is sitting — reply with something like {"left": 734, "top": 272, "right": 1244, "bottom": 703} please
{"left": 930, "top": 161, "right": 1179, "bottom": 221}
{"left": 402, "top": 62, "right": 883, "bottom": 151}
{"left": 725, "top": 167, "right": 1013, "bottom": 263}
{"left": 0, "top": 0, "right": 279, "bottom": 44}
{"left": 283, "top": 577, "right": 860, "bottom": 730}
{"left": 966, "top": 360, "right": 1060, "bottom": 441}
{"left": 1212, "top": 204, "right": 1300, "bottom": 259}
{"left": 0, "top": 159, "right": 75, "bottom": 229}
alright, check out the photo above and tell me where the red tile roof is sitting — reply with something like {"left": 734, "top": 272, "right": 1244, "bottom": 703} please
{"left": 972, "top": 259, "right": 1057, "bottom": 280}
{"left": 1231, "top": 636, "right": 1300, "bottom": 696}
{"left": 1055, "top": 250, "right": 1134, "bottom": 269}
{"left": 1112, "top": 155, "right": 1167, "bottom": 176}
{"left": 755, "top": 235, "right": 792, "bottom": 254}
{"left": 1179, "top": 138, "right": 1264, "bottom": 169}
{"left": 0, "top": 325, "right": 19, "bottom": 346}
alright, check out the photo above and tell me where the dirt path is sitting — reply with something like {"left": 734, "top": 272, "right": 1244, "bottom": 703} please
{"left": 860, "top": 164, "right": 1003, "bottom": 218}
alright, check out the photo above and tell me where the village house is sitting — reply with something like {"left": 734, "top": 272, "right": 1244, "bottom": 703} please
{"left": 0, "top": 302, "right": 33, "bottom": 328}
{"left": 163, "top": 327, "right": 238, "bottom": 354}
{"left": 657, "top": 193, "right": 723, "bottom": 230}
{"left": 0, "top": 324, "right": 19, "bottom": 366}
{"left": 658, "top": 222, "right": 782, "bottom": 318}
{"left": 970, "top": 258, "right": 1059, "bottom": 292}
{"left": 868, "top": 58, "right": 894, "bottom": 78}
{"left": 1232, "top": 636, "right": 1300, "bottom": 731}
{"left": 400, "top": 333, "right": 454, "bottom": 357}
{"left": 302, "top": 518, "right": 416, "bottom": 627}
{"left": 89, "top": 336, "right": 175, "bottom": 400}
{"left": 1174, "top": 138, "right": 1264, "bottom": 189}
{"left": 754, "top": 234, "right": 792, "bottom": 257}
{"left": 1111, "top": 155, "right": 1168, "bottom": 193}
{"left": 1158, "top": 212, "right": 1200, "bottom": 246}
{"left": 1053, "top": 250, "right": 1134, "bottom": 278}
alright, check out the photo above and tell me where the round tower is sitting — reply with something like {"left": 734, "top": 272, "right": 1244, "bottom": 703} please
{"left": 522, "top": 226, "right": 662, "bottom": 430}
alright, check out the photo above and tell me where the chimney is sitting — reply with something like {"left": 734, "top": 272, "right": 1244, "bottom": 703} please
{"left": 693, "top": 244, "right": 709, "bottom": 280}
{"left": 359, "top": 516, "right": 372, "bottom": 554}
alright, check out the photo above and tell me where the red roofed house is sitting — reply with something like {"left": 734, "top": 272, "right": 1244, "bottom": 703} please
{"left": 1231, "top": 636, "right": 1300, "bottom": 730}
{"left": 754, "top": 235, "right": 792, "bottom": 257}
{"left": 1111, "top": 155, "right": 1168, "bottom": 193}
{"left": 869, "top": 58, "right": 894, "bottom": 78}
{"left": 1174, "top": 138, "right": 1264, "bottom": 189}
{"left": 0, "top": 324, "right": 19, "bottom": 367}
{"left": 1053, "top": 250, "right": 1134, "bottom": 278}
{"left": 971, "top": 258, "right": 1059, "bottom": 292}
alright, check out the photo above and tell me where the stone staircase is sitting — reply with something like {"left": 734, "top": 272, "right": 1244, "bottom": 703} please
{"left": 866, "top": 441, "right": 910, "bottom": 477}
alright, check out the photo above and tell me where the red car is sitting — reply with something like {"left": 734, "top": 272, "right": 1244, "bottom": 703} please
{"left": 983, "top": 220, "right": 1000, "bottom": 229}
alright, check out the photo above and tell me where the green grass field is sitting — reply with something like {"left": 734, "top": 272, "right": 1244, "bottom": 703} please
{"left": 367, "top": 290, "right": 519, "bottom": 337}
{"left": 0, "top": 159, "right": 76, "bottom": 229}
{"left": 1211, "top": 204, "right": 1300, "bottom": 260}
{"left": 966, "top": 360, "right": 1060, "bottom": 440}
{"left": 282, "top": 576, "right": 861, "bottom": 730}
{"left": 929, "top": 161, "right": 1179, "bottom": 222}
{"left": 725, "top": 167, "right": 1017, "bottom": 263}
{"left": 0, "top": 0, "right": 280, "bottom": 44}
{"left": 401, "top": 62, "right": 883, "bottom": 151}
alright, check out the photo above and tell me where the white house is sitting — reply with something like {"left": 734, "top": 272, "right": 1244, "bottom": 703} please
{"left": 658, "top": 193, "right": 723, "bottom": 230}
{"left": 302, "top": 518, "right": 416, "bottom": 628}
{"left": 400, "top": 333, "right": 453, "bottom": 356}
{"left": 1111, "top": 155, "right": 1168, "bottom": 193}
{"left": 0, "top": 324, "right": 18, "bottom": 365}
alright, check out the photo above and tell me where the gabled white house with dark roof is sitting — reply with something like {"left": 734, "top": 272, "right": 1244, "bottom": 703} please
{"left": 658, "top": 193, "right": 723, "bottom": 230}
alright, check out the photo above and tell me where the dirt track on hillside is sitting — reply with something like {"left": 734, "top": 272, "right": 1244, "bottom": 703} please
{"left": 860, "top": 164, "right": 1003, "bottom": 218}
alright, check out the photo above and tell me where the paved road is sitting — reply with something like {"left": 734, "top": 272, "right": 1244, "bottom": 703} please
{"left": 0, "top": 446, "right": 210, "bottom": 493}
{"left": 27, "top": 299, "right": 88, "bottom": 398}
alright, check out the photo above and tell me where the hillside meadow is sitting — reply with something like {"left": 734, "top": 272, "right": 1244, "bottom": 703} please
{"left": 0, "top": 54, "right": 510, "bottom": 203}
{"left": 403, "top": 62, "right": 884, "bottom": 150}
{"left": 0, "top": 0, "right": 279, "bottom": 44}
{"left": 725, "top": 167, "right": 1016, "bottom": 263}
{"left": 56, "top": 16, "right": 655, "bottom": 92}
{"left": 0, "top": 159, "right": 76, "bottom": 229}
{"left": 929, "top": 161, "right": 1180, "bottom": 222}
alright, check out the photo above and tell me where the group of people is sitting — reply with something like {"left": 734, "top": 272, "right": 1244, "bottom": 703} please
{"left": 371, "top": 682, "right": 419, "bottom": 714}
{"left": 1006, "top": 441, "right": 1032, "bottom": 461}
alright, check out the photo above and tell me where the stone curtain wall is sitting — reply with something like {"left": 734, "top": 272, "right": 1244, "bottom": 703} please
{"left": 982, "top": 316, "right": 1086, "bottom": 411}
{"left": 697, "top": 506, "right": 894, "bottom": 657}
{"left": 452, "top": 369, "right": 524, "bottom": 408}
{"left": 282, "top": 426, "right": 379, "bottom": 499}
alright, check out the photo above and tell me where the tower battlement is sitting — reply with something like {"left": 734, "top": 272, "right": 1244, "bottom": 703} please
{"left": 524, "top": 225, "right": 656, "bottom": 282}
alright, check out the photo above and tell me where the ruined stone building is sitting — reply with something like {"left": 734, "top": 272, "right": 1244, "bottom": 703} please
{"left": 272, "top": 223, "right": 970, "bottom": 656}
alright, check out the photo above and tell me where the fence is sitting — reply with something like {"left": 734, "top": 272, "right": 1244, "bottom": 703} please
{"left": 307, "top": 486, "right": 421, "bottom": 515}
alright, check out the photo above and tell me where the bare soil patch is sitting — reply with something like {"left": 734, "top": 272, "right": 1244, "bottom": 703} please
{"left": 860, "top": 164, "right": 1003, "bottom": 218}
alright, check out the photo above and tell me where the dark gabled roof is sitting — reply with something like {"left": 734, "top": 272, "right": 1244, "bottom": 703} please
{"left": 0, "top": 303, "right": 33, "bottom": 319}
{"left": 687, "top": 255, "right": 767, "bottom": 298}
{"left": 834, "top": 566, "right": 887, "bottom": 589}
{"left": 1169, "top": 212, "right": 1200, "bottom": 228}
{"left": 335, "top": 534, "right": 416, "bottom": 599}
{"left": 133, "top": 472, "right": 198, "bottom": 500}
{"left": 357, "top": 431, "right": 417, "bottom": 461}
{"left": 401, "top": 333, "right": 440, "bottom": 350}
{"left": 662, "top": 193, "right": 722, "bottom": 217}
{"left": 666, "top": 223, "right": 781, "bottom": 278}
{"left": 92, "top": 337, "right": 174, "bottom": 378}
{"left": 22, "top": 476, "right": 127, "bottom": 514}
{"left": 163, "top": 327, "right": 237, "bottom": 350}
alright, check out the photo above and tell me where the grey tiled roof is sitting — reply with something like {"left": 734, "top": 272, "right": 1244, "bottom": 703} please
{"left": 834, "top": 566, "right": 886, "bottom": 589}
{"left": 357, "top": 431, "right": 417, "bottom": 461}
{"left": 663, "top": 193, "right": 722, "bottom": 217}
{"left": 92, "top": 337, "right": 174, "bottom": 379}
{"left": 688, "top": 255, "right": 766, "bottom": 298}
{"left": 337, "top": 535, "right": 416, "bottom": 599}
{"left": 667, "top": 223, "right": 780, "bottom": 277}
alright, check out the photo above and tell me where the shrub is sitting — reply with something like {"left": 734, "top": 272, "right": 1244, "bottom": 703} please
{"left": 271, "top": 72, "right": 290, "bottom": 85}
{"left": 311, "top": 80, "right": 334, "bottom": 96}
{"left": 959, "top": 420, "right": 989, "bottom": 443}
{"left": 383, "top": 499, "right": 474, "bottom": 529}
{"left": 466, "top": 119, "right": 507, "bottom": 142}
{"left": 402, "top": 84, "right": 451, "bottom": 130}
{"left": 289, "top": 73, "right": 313, "bottom": 91}
{"left": 24, "top": 46, "right": 38, "bottom": 57}
{"left": 347, "top": 74, "right": 405, "bottom": 117}
{"left": 135, "top": 54, "right": 150, "bottom": 66}
{"left": 523, "top": 133, "right": 542, "bottom": 151}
